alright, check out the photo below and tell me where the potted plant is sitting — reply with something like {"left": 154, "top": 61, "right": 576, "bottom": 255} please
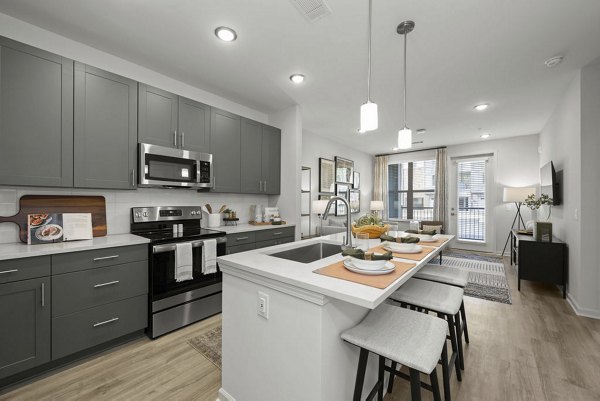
{"left": 524, "top": 193, "right": 553, "bottom": 236}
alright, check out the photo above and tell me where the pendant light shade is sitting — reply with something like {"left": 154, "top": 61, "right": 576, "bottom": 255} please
{"left": 397, "top": 128, "right": 412, "bottom": 149}
{"left": 360, "top": 101, "right": 378, "bottom": 132}
{"left": 360, "top": 0, "right": 378, "bottom": 133}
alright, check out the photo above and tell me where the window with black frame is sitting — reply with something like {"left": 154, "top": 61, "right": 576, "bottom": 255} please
{"left": 388, "top": 160, "right": 436, "bottom": 220}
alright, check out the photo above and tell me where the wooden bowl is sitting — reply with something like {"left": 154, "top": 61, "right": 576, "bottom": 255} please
{"left": 351, "top": 224, "right": 389, "bottom": 239}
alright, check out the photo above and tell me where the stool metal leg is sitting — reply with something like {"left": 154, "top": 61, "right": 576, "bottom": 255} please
{"left": 378, "top": 355, "right": 385, "bottom": 401}
{"left": 353, "top": 348, "right": 369, "bottom": 401}
{"left": 460, "top": 301, "right": 470, "bottom": 344}
{"left": 409, "top": 368, "right": 422, "bottom": 401}
{"left": 440, "top": 343, "right": 451, "bottom": 401}
{"left": 455, "top": 312, "right": 465, "bottom": 371}
{"left": 430, "top": 366, "right": 442, "bottom": 401}
{"left": 387, "top": 361, "right": 397, "bottom": 393}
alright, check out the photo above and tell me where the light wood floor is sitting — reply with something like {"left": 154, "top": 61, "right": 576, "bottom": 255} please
{"left": 2, "top": 258, "right": 600, "bottom": 401}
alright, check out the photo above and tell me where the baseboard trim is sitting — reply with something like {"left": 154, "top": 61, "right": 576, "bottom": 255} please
{"left": 566, "top": 293, "right": 600, "bottom": 320}
{"left": 218, "top": 388, "right": 236, "bottom": 401}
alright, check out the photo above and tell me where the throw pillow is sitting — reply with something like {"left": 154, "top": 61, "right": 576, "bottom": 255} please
{"left": 422, "top": 224, "right": 443, "bottom": 234}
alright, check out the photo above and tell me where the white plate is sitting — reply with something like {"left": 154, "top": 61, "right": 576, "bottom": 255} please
{"left": 382, "top": 242, "right": 423, "bottom": 254}
{"left": 408, "top": 234, "right": 438, "bottom": 242}
{"left": 343, "top": 259, "right": 395, "bottom": 275}
{"left": 35, "top": 224, "right": 63, "bottom": 241}
{"left": 349, "top": 256, "right": 389, "bottom": 271}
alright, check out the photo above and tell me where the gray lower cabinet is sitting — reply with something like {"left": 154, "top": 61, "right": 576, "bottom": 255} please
{"left": 178, "top": 96, "right": 211, "bottom": 153}
{"left": 0, "top": 36, "right": 73, "bottom": 187}
{"left": 74, "top": 63, "right": 138, "bottom": 189}
{"left": 138, "top": 83, "right": 178, "bottom": 148}
{"left": 210, "top": 108, "right": 241, "bottom": 192}
{"left": 261, "top": 125, "right": 281, "bottom": 195}
{"left": 0, "top": 277, "right": 50, "bottom": 379}
{"left": 225, "top": 228, "right": 295, "bottom": 254}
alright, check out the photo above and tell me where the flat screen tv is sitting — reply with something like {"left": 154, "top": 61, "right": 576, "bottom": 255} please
{"left": 540, "top": 161, "right": 560, "bottom": 205}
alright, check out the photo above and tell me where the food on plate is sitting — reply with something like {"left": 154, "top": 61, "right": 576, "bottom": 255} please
{"left": 29, "top": 214, "right": 50, "bottom": 227}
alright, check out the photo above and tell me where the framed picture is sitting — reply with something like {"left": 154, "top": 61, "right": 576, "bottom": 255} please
{"left": 349, "top": 189, "right": 360, "bottom": 214}
{"left": 353, "top": 171, "right": 360, "bottom": 189}
{"left": 335, "top": 184, "right": 350, "bottom": 216}
{"left": 319, "top": 158, "right": 335, "bottom": 193}
{"left": 335, "top": 156, "right": 354, "bottom": 184}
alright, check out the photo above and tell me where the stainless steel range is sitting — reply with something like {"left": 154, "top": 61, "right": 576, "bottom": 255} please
{"left": 131, "top": 206, "right": 226, "bottom": 339}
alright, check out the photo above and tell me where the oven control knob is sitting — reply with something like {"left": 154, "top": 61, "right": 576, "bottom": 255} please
{"left": 191, "top": 211, "right": 196, "bottom": 216}
{"left": 143, "top": 212, "right": 148, "bottom": 217}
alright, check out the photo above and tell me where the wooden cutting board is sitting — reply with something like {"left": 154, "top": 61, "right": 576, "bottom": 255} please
{"left": 0, "top": 195, "right": 107, "bottom": 243}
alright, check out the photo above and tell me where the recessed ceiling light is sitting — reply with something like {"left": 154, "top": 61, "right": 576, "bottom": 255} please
{"left": 544, "top": 55, "right": 564, "bottom": 68}
{"left": 473, "top": 103, "right": 489, "bottom": 111}
{"left": 290, "top": 74, "right": 305, "bottom": 84}
{"left": 416, "top": 128, "right": 426, "bottom": 134}
{"left": 480, "top": 133, "right": 491, "bottom": 139}
{"left": 215, "top": 27, "right": 237, "bottom": 42}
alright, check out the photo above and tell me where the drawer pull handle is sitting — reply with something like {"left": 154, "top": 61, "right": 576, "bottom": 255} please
{"left": 93, "top": 255, "right": 120, "bottom": 261}
{"left": 93, "top": 317, "right": 119, "bottom": 327}
{"left": 94, "top": 280, "right": 120, "bottom": 288}
{"left": 41, "top": 283, "right": 45, "bottom": 307}
{"left": 0, "top": 269, "right": 18, "bottom": 274}
{"left": 273, "top": 232, "right": 282, "bottom": 236}
{"left": 236, "top": 237, "right": 249, "bottom": 240}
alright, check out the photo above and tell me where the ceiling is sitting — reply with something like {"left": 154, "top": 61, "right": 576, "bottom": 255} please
{"left": 1, "top": 0, "right": 599, "bottom": 155}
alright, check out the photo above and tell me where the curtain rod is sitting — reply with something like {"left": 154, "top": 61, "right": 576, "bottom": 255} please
{"left": 375, "top": 146, "right": 446, "bottom": 157}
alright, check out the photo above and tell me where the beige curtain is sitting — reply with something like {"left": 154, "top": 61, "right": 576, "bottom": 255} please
{"left": 434, "top": 148, "right": 447, "bottom": 228}
{"left": 374, "top": 155, "right": 388, "bottom": 215}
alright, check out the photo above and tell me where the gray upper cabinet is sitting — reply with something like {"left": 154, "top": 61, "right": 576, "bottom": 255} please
{"left": 74, "top": 63, "right": 138, "bottom": 189}
{"left": 210, "top": 108, "right": 241, "bottom": 193}
{"left": 240, "top": 118, "right": 263, "bottom": 194}
{"left": 178, "top": 97, "right": 211, "bottom": 153}
{"left": 0, "top": 277, "right": 51, "bottom": 379}
{"left": 138, "top": 84, "right": 178, "bottom": 148}
{"left": 0, "top": 37, "right": 73, "bottom": 187}
{"left": 262, "top": 125, "right": 281, "bottom": 195}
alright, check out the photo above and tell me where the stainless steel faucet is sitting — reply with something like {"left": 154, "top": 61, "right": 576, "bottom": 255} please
{"left": 322, "top": 196, "right": 353, "bottom": 249}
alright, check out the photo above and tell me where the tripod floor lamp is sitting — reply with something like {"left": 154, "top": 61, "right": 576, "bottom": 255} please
{"left": 502, "top": 187, "right": 535, "bottom": 256}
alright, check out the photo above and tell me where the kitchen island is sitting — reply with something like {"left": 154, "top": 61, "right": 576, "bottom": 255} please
{"left": 216, "top": 233, "right": 453, "bottom": 401}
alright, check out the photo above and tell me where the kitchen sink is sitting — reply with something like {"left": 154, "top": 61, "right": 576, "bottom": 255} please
{"left": 269, "top": 242, "right": 342, "bottom": 264}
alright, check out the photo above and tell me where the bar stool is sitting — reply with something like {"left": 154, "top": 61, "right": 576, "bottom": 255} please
{"left": 388, "top": 278, "right": 464, "bottom": 398}
{"left": 341, "top": 303, "right": 448, "bottom": 401}
{"left": 414, "top": 264, "right": 470, "bottom": 345}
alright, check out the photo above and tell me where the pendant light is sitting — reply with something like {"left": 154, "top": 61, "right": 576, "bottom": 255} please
{"left": 396, "top": 20, "right": 415, "bottom": 149}
{"left": 360, "top": 0, "right": 378, "bottom": 133}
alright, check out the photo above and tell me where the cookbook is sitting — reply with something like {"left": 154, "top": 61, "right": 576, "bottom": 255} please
{"left": 27, "top": 213, "right": 93, "bottom": 245}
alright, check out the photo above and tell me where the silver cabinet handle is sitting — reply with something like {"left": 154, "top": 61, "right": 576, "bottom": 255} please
{"left": 173, "top": 130, "right": 178, "bottom": 148}
{"left": 0, "top": 269, "right": 18, "bottom": 274}
{"left": 264, "top": 181, "right": 267, "bottom": 193}
{"left": 273, "top": 232, "right": 282, "bottom": 236}
{"left": 131, "top": 169, "right": 136, "bottom": 187}
{"left": 41, "top": 283, "right": 45, "bottom": 307}
{"left": 93, "top": 255, "right": 119, "bottom": 261}
{"left": 93, "top": 280, "right": 120, "bottom": 288}
{"left": 259, "top": 181, "right": 262, "bottom": 192}
{"left": 236, "top": 236, "right": 249, "bottom": 240}
{"left": 93, "top": 317, "right": 119, "bottom": 327}
{"left": 181, "top": 132, "right": 185, "bottom": 148}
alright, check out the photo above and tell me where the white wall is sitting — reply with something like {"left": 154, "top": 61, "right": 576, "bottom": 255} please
{"left": 301, "top": 130, "right": 374, "bottom": 236}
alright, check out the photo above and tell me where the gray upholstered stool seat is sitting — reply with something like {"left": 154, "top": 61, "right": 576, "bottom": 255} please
{"left": 413, "top": 264, "right": 469, "bottom": 288}
{"left": 342, "top": 303, "right": 447, "bottom": 374}
{"left": 389, "top": 278, "right": 463, "bottom": 316}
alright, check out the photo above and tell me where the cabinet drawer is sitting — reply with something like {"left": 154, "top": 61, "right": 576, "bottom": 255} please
{"left": 255, "top": 237, "right": 295, "bottom": 250}
{"left": 0, "top": 256, "right": 50, "bottom": 284}
{"left": 226, "top": 232, "right": 256, "bottom": 246}
{"left": 52, "top": 245, "right": 148, "bottom": 274}
{"left": 226, "top": 243, "right": 256, "bottom": 255}
{"left": 255, "top": 227, "right": 295, "bottom": 242}
{"left": 52, "top": 294, "right": 147, "bottom": 360}
{"left": 52, "top": 260, "right": 148, "bottom": 317}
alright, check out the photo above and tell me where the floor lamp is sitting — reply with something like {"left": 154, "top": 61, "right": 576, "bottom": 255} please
{"left": 501, "top": 187, "right": 535, "bottom": 256}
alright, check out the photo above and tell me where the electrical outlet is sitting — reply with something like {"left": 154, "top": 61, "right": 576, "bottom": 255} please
{"left": 257, "top": 291, "right": 269, "bottom": 319}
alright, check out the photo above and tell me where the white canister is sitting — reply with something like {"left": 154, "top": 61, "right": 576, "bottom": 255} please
{"left": 208, "top": 213, "right": 221, "bottom": 228}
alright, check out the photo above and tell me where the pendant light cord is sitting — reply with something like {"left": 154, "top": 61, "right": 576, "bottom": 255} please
{"left": 367, "top": 0, "right": 373, "bottom": 102}
{"left": 403, "top": 27, "right": 408, "bottom": 128}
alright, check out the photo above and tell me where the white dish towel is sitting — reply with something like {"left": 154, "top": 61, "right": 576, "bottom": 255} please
{"left": 202, "top": 239, "right": 217, "bottom": 274}
{"left": 175, "top": 242, "right": 193, "bottom": 282}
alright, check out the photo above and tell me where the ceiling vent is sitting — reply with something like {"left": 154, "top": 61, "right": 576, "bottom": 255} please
{"left": 290, "top": 0, "right": 332, "bottom": 22}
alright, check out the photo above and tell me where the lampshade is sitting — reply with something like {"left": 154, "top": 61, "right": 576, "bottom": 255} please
{"left": 360, "top": 101, "right": 378, "bottom": 132}
{"left": 397, "top": 128, "right": 412, "bottom": 149}
{"left": 503, "top": 187, "right": 536, "bottom": 203}
{"left": 312, "top": 200, "right": 329, "bottom": 215}
{"left": 370, "top": 200, "right": 384, "bottom": 211}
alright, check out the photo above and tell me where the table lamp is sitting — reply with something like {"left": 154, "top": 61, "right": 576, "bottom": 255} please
{"left": 370, "top": 200, "right": 384, "bottom": 218}
{"left": 312, "top": 200, "right": 329, "bottom": 236}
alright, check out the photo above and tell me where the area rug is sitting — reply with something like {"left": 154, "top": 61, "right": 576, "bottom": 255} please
{"left": 187, "top": 325, "right": 222, "bottom": 370}
{"left": 439, "top": 251, "right": 512, "bottom": 304}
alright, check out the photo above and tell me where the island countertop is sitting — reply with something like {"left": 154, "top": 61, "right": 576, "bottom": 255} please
{"left": 217, "top": 233, "right": 453, "bottom": 309}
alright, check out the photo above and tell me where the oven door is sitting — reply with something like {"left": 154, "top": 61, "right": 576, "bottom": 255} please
{"left": 150, "top": 237, "right": 226, "bottom": 301}
{"left": 139, "top": 143, "right": 213, "bottom": 188}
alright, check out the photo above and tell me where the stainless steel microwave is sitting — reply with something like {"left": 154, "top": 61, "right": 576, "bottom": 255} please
{"left": 138, "top": 143, "right": 213, "bottom": 188}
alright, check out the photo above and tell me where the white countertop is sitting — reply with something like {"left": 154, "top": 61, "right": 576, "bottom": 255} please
{"left": 218, "top": 232, "right": 454, "bottom": 309}
{"left": 0, "top": 234, "right": 150, "bottom": 261}
{"left": 216, "top": 223, "right": 295, "bottom": 235}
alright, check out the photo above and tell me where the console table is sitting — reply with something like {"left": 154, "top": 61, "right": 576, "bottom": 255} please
{"left": 511, "top": 230, "right": 567, "bottom": 298}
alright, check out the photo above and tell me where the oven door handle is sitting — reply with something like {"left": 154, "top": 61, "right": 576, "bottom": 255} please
{"left": 152, "top": 237, "right": 227, "bottom": 254}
